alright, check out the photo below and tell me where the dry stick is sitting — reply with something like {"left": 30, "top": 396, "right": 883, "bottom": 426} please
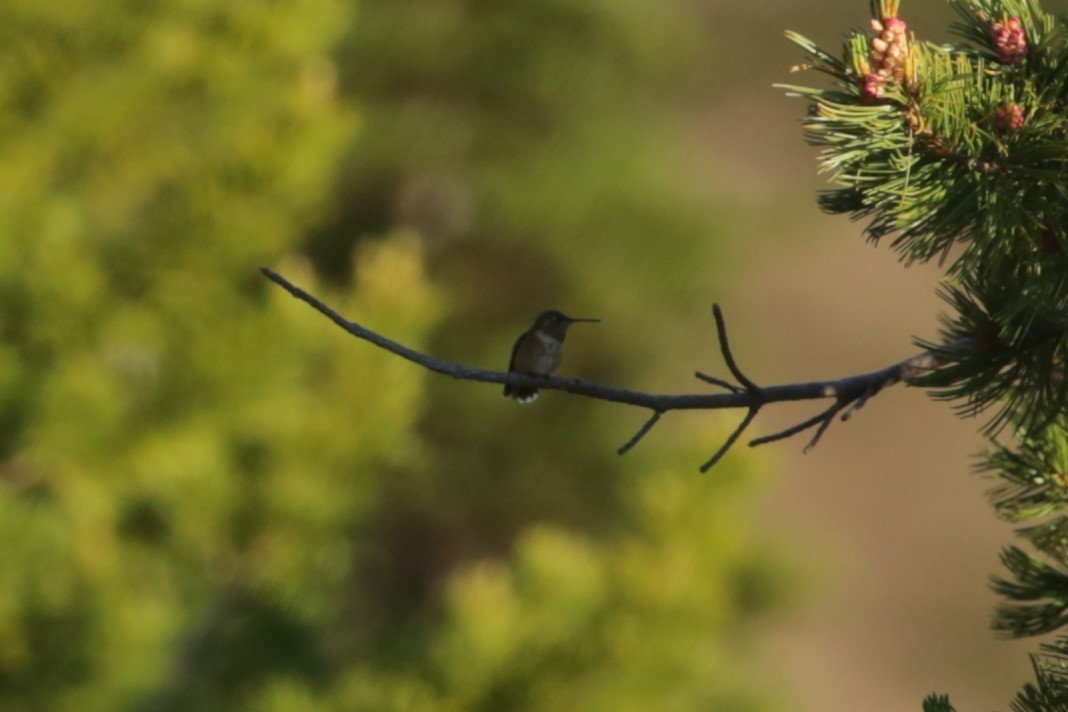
{"left": 749, "top": 400, "right": 844, "bottom": 448}
{"left": 701, "top": 406, "right": 761, "bottom": 473}
{"left": 261, "top": 268, "right": 948, "bottom": 470}
{"left": 713, "top": 304, "right": 761, "bottom": 393}
{"left": 695, "top": 371, "right": 742, "bottom": 393}
{"left": 617, "top": 411, "right": 663, "bottom": 456}
{"left": 698, "top": 305, "right": 767, "bottom": 472}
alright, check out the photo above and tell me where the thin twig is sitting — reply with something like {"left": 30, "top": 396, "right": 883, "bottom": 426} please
{"left": 713, "top": 304, "right": 760, "bottom": 392}
{"left": 841, "top": 384, "right": 879, "bottom": 421}
{"left": 617, "top": 411, "right": 663, "bottom": 455}
{"left": 262, "top": 268, "right": 951, "bottom": 470}
{"left": 695, "top": 371, "right": 742, "bottom": 393}
{"left": 804, "top": 402, "right": 846, "bottom": 453}
{"left": 701, "top": 407, "right": 761, "bottom": 472}
{"left": 697, "top": 305, "right": 766, "bottom": 465}
{"left": 750, "top": 400, "right": 844, "bottom": 447}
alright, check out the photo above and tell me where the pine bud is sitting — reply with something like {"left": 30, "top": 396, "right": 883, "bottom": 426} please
{"left": 989, "top": 16, "right": 1028, "bottom": 64}
{"left": 861, "top": 73, "right": 885, "bottom": 103}
{"left": 995, "top": 103, "right": 1025, "bottom": 133}
{"left": 866, "top": 14, "right": 909, "bottom": 87}
{"left": 884, "top": 17, "right": 907, "bottom": 35}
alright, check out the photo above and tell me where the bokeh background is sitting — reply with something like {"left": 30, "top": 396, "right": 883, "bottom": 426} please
{"left": 1, "top": 0, "right": 1059, "bottom": 710}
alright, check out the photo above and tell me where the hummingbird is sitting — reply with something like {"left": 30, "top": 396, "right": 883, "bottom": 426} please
{"left": 503, "top": 310, "right": 600, "bottom": 403}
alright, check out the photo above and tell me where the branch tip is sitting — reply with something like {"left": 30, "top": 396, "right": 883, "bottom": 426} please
{"left": 617, "top": 411, "right": 663, "bottom": 456}
{"left": 700, "top": 406, "right": 761, "bottom": 473}
{"left": 712, "top": 304, "right": 761, "bottom": 394}
{"left": 695, "top": 371, "right": 742, "bottom": 393}
{"left": 803, "top": 412, "right": 838, "bottom": 453}
{"left": 749, "top": 400, "right": 841, "bottom": 448}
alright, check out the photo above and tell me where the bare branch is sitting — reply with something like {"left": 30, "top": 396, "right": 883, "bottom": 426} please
{"left": 262, "top": 268, "right": 949, "bottom": 470}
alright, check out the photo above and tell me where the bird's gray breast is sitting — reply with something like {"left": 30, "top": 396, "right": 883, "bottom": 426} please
{"left": 533, "top": 332, "right": 563, "bottom": 373}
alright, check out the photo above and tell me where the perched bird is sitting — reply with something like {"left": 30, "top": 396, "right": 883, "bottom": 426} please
{"left": 504, "top": 310, "right": 600, "bottom": 403}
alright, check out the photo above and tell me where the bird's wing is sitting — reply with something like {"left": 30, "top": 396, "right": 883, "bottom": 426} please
{"left": 507, "top": 327, "right": 531, "bottom": 372}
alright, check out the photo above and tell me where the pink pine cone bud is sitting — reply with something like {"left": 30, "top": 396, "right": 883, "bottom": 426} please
{"left": 996, "top": 103, "right": 1025, "bottom": 132}
{"left": 867, "top": 14, "right": 909, "bottom": 86}
{"left": 884, "top": 17, "right": 907, "bottom": 34}
{"left": 990, "top": 16, "right": 1028, "bottom": 64}
{"left": 861, "top": 73, "right": 885, "bottom": 103}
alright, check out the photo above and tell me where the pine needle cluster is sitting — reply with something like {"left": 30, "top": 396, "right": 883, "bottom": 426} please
{"left": 785, "top": 1, "right": 1068, "bottom": 707}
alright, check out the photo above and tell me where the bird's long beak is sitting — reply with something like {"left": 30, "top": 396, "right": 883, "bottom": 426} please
{"left": 567, "top": 317, "right": 600, "bottom": 324}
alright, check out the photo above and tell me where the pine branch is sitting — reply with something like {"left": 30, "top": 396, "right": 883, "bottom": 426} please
{"left": 262, "top": 268, "right": 948, "bottom": 471}
{"left": 783, "top": 2, "right": 1068, "bottom": 708}
{"left": 922, "top": 693, "right": 958, "bottom": 712}
{"left": 992, "top": 546, "right": 1068, "bottom": 638}
{"left": 1009, "top": 637, "right": 1068, "bottom": 712}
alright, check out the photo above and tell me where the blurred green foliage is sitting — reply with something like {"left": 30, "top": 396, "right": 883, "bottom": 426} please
{"left": 0, "top": 0, "right": 780, "bottom": 710}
